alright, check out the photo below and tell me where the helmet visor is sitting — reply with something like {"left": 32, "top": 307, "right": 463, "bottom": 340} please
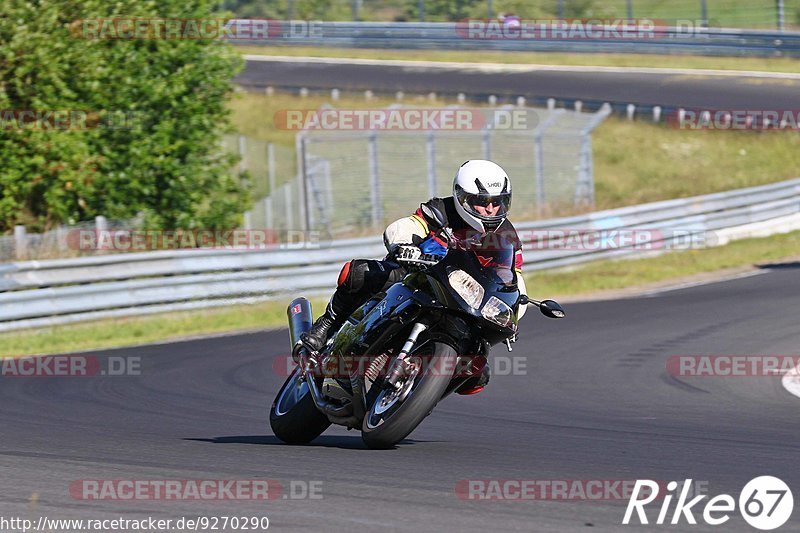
{"left": 456, "top": 187, "right": 512, "bottom": 221}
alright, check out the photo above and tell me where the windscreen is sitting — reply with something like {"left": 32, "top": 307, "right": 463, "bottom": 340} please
{"left": 450, "top": 229, "right": 518, "bottom": 285}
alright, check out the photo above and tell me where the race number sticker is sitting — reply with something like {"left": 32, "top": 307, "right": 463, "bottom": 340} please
{"left": 738, "top": 476, "right": 794, "bottom": 530}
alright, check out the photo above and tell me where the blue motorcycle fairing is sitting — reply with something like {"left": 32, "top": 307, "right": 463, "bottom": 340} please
{"left": 419, "top": 236, "right": 448, "bottom": 258}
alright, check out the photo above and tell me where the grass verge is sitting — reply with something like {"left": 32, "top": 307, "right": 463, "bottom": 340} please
{"left": 2, "top": 230, "right": 799, "bottom": 357}
{"left": 524, "top": 229, "right": 800, "bottom": 295}
{"left": 235, "top": 45, "right": 800, "bottom": 74}
{"left": 0, "top": 298, "right": 326, "bottom": 359}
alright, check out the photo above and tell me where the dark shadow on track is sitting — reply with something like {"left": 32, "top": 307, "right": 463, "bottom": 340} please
{"left": 184, "top": 435, "right": 427, "bottom": 450}
{"left": 757, "top": 261, "right": 800, "bottom": 270}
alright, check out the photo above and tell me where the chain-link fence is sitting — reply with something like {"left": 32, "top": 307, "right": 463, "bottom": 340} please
{"left": 0, "top": 217, "right": 135, "bottom": 263}
{"left": 246, "top": 173, "right": 305, "bottom": 234}
{"left": 221, "top": 133, "right": 300, "bottom": 232}
{"left": 4, "top": 106, "right": 607, "bottom": 260}
{"left": 244, "top": 104, "right": 610, "bottom": 237}
{"left": 221, "top": 134, "right": 296, "bottom": 201}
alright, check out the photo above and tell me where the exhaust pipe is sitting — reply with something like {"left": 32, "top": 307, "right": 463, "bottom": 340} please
{"left": 287, "top": 297, "right": 313, "bottom": 348}
{"left": 287, "top": 297, "right": 358, "bottom": 426}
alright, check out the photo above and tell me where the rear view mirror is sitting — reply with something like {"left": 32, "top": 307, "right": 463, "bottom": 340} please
{"left": 519, "top": 296, "right": 566, "bottom": 319}
{"left": 539, "top": 300, "right": 565, "bottom": 319}
{"left": 420, "top": 203, "right": 447, "bottom": 229}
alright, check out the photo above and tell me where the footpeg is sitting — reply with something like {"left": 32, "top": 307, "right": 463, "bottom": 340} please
{"left": 322, "top": 378, "right": 353, "bottom": 403}
{"left": 292, "top": 342, "right": 320, "bottom": 373}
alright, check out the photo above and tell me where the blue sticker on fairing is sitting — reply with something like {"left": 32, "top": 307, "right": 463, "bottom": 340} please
{"left": 420, "top": 237, "right": 447, "bottom": 257}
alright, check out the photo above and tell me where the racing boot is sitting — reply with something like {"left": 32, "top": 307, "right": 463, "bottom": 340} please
{"left": 292, "top": 290, "right": 353, "bottom": 362}
{"left": 293, "top": 303, "right": 337, "bottom": 363}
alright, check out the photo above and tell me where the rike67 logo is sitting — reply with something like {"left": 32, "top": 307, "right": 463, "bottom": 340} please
{"left": 623, "top": 477, "right": 794, "bottom": 530}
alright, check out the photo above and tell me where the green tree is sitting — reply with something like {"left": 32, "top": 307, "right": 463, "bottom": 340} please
{"left": 0, "top": 0, "right": 246, "bottom": 232}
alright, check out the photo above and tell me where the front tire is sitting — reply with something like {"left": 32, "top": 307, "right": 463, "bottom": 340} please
{"left": 270, "top": 367, "right": 331, "bottom": 444}
{"left": 361, "top": 342, "right": 457, "bottom": 449}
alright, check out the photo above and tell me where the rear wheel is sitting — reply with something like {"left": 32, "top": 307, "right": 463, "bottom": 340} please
{"left": 270, "top": 367, "right": 330, "bottom": 444}
{"left": 361, "top": 341, "right": 457, "bottom": 449}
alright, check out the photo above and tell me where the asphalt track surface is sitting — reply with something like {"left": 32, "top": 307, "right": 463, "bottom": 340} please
{"left": 238, "top": 58, "right": 800, "bottom": 110}
{"left": 1, "top": 265, "right": 799, "bottom": 532}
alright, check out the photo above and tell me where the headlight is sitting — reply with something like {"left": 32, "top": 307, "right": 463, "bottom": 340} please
{"left": 448, "top": 269, "right": 484, "bottom": 310}
{"left": 481, "top": 296, "right": 514, "bottom": 328}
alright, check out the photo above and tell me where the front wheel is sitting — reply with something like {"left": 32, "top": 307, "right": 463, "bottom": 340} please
{"left": 270, "top": 366, "right": 331, "bottom": 444}
{"left": 361, "top": 341, "right": 457, "bottom": 449}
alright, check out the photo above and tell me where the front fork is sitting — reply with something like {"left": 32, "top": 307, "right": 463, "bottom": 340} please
{"left": 296, "top": 321, "right": 432, "bottom": 427}
{"left": 384, "top": 322, "right": 428, "bottom": 391}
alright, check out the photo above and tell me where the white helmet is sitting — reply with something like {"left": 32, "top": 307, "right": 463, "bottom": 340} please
{"left": 453, "top": 160, "right": 512, "bottom": 233}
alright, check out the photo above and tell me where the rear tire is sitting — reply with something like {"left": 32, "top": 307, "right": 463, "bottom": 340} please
{"left": 270, "top": 367, "right": 330, "bottom": 444}
{"left": 361, "top": 342, "right": 457, "bottom": 449}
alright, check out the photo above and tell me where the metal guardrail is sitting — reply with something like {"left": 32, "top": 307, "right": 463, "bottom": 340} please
{"left": 1, "top": 177, "right": 799, "bottom": 331}
{"left": 232, "top": 22, "right": 800, "bottom": 57}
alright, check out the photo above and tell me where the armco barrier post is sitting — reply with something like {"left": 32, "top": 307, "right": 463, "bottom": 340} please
{"left": 297, "top": 133, "right": 310, "bottom": 232}
{"left": 95, "top": 216, "right": 109, "bottom": 254}
{"left": 534, "top": 132, "right": 545, "bottom": 213}
{"left": 576, "top": 133, "right": 594, "bottom": 206}
{"left": 56, "top": 225, "right": 68, "bottom": 253}
{"left": 368, "top": 132, "right": 382, "bottom": 229}
{"left": 701, "top": 0, "right": 709, "bottom": 27}
{"left": 264, "top": 195, "right": 273, "bottom": 230}
{"left": 95, "top": 216, "right": 108, "bottom": 232}
{"left": 426, "top": 132, "right": 437, "bottom": 198}
{"left": 267, "top": 142, "right": 276, "bottom": 196}
{"left": 285, "top": 183, "right": 293, "bottom": 230}
{"left": 14, "top": 225, "right": 27, "bottom": 261}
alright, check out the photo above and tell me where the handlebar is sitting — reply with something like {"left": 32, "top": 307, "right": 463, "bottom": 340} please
{"left": 520, "top": 296, "right": 566, "bottom": 318}
{"left": 395, "top": 255, "right": 441, "bottom": 267}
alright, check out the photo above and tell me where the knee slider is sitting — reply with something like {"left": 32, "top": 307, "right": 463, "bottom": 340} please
{"left": 339, "top": 260, "right": 370, "bottom": 293}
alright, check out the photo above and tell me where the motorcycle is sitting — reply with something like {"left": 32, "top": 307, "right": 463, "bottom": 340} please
{"left": 269, "top": 205, "right": 565, "bottom": 449}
